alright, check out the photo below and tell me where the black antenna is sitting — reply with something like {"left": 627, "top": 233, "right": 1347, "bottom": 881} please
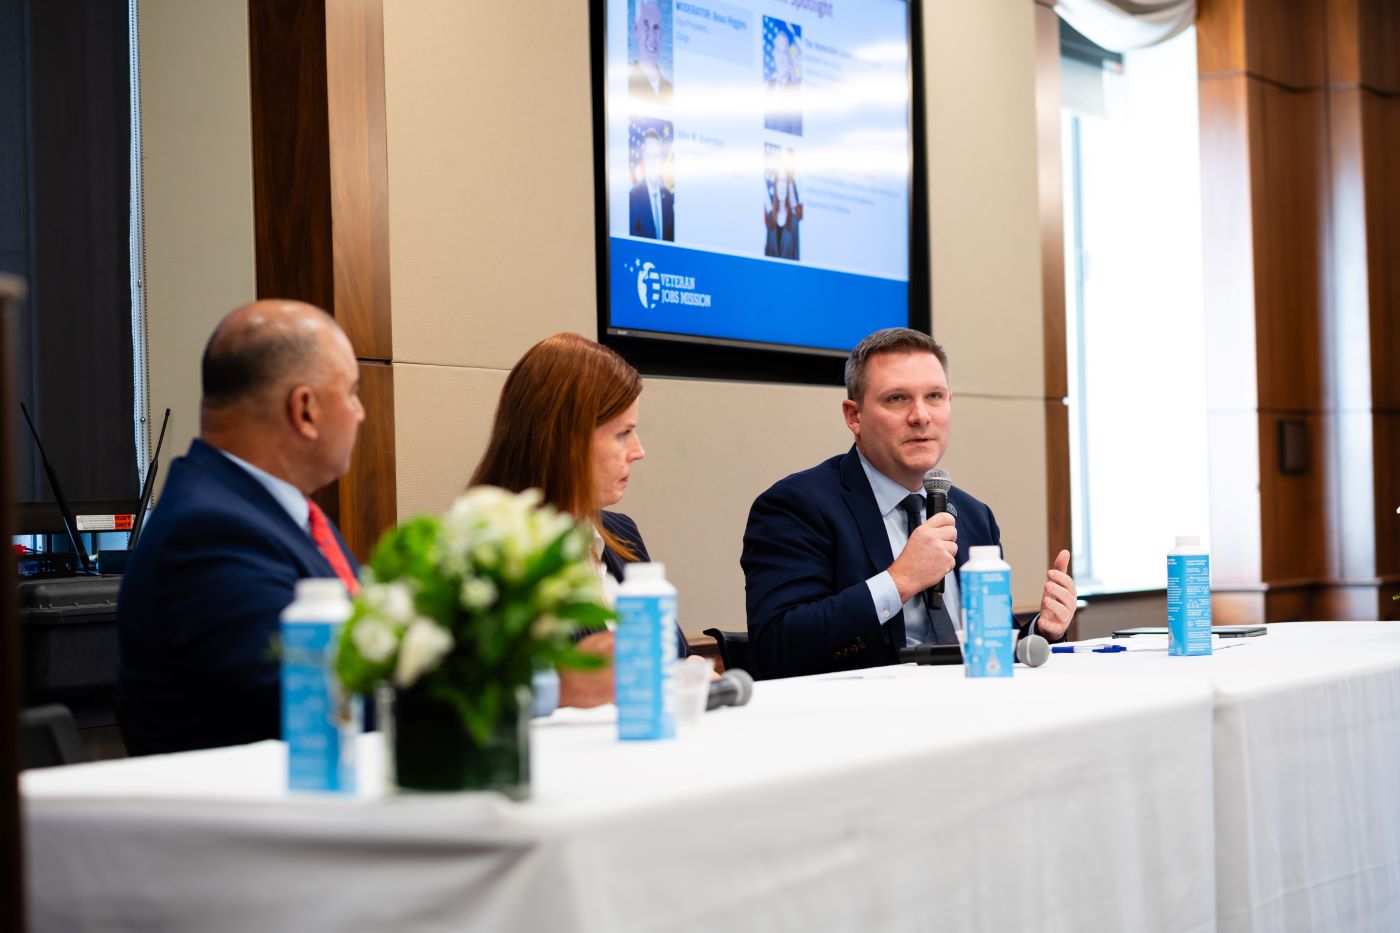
{"left": 19, "top": 402, "right": 91, "bottom": 571}
{"left": 128, "top": 407, "right": 171, "bottom": 546}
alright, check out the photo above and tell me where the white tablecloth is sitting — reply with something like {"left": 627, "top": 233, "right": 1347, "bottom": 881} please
{"left": 24, "top": 670, "right": 1217, "bottom": 933}
{"left": 1043, "top": 621, "right": 1400, "bottom": 933}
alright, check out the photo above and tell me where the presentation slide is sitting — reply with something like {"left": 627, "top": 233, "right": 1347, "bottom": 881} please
{"left": 605, "top": 0, "right": 912, "bottom": 353}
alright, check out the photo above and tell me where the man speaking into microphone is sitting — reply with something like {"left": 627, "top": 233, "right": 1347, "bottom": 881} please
{"left": 741, "top": 328, "right": 1076, "bottom": 679}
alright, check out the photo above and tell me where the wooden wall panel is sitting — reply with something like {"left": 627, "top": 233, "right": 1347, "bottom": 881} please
{"left": 1365, "top": 92, "right": 1400, "bottom": 410}
{"left": 1198, "top": 75, "right": 1260, "bottom": 412}
{"left": 325, "top": 0, "right": 391, "bottom": 361}
{"left": 1244, "top": 0, "right": 1326, "bottom": 88}
{"left": 1374, "top": 412, "right": 1400, "bottom": 580}
{"left": 339, "top": 361, "right": 396, "bottom": 562}
{"left": 248, "top": 0, "right": 333, "bottom": 313}
{"left": 247, "top": 0, "right": 396, "bottom": 558}
{"left": 1358, "top": 0, "right": 1400, "bottom": 93}
{"left": 1197, "top": 0, "right": 1248, "bottom": 75}
{"left": 1249, "top": 83, "right": 1327, "bottom": 414}
{"left": 1034, "top": 2, "right": 1070, "bottom": 567}
{"left": 1257, "top": 412, "right": 1330, "bottom": 582}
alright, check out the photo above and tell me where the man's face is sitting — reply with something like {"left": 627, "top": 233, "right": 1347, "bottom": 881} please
{"left": 636, "top": 3, "right": 661, "bottom": 64}
{"left": 842, "top": 351, "right": 951, "bottom": 490}
{"left": 642, "top": 136, "right": 664, "bottom": 186}
{"left": 310, "top": 328, "right": 365, "bottom": 487}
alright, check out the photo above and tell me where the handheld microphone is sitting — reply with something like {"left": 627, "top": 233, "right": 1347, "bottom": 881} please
{"left": 897, "top": 644, "right": 963, "bottom": 666}
{"left": 706, "top": 669, "right": 754, "bottom": 711}
{"left": 922, "top": 468, "right": 952, "bottom": 609}
{"left": 1015, "top": 634, "right": 1050, "bottom": 667}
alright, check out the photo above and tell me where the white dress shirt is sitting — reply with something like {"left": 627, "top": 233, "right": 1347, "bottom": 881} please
{"left": 857, "top": 450, "right": 963, "bottom": 646}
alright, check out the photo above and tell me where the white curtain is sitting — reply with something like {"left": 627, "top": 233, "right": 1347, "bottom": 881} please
{"left": 1054, "top": 0, "right": 1196, "bottom": 52}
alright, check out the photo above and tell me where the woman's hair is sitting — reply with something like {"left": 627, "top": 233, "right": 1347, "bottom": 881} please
{"left": 469, "top": 332, "right": 643, "bottom": 559}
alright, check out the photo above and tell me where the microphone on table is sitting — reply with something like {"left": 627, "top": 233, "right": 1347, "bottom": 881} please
{"left": 897, "top": 644, "right": 963, "bottom": 665}
{"left": 1016, "top": 634, "right": 1050, "bottom": 668}
{"left": 921, "top": 467, "right": 952, "bottom": 610}
{"left": 706, "top": 669, "right": 755, "bottom": 711}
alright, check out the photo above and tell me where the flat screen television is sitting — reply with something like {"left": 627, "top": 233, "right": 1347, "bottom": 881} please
{"left": 592, "top": 0, "right": 928, "bottom": 384}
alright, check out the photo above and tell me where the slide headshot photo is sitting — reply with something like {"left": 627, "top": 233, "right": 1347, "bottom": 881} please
{"left": 629, "top": 118, "right": 675, "bottom": 242}
{"left": 763, "top": 144, "right": 802, "bottom": 261}
{"left": 628, "top": 0, "right": 673, "bottom": 105}
{"left": 763, "top": 17, "right": 802, "bottom": 136}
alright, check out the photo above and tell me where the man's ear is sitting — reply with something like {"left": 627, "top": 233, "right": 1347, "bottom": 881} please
{"left": 841, "top": 398, "right": 861, "bottom": 438}
{"left": 287, "top": 385, "right": 318, "bottom": 441}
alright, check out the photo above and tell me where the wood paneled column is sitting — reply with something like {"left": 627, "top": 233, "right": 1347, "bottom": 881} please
{"left": 1034, "top": 0, "right": 1075, "bottom": 636}
{"left": 1321, "top": 0, "right": 1400, "bottom": 619}
{"left": 1196, "top": 0, "right": 1400, "bottom": 621}
{"left": 247, "top": 0, "right": 395, "bottom": 561}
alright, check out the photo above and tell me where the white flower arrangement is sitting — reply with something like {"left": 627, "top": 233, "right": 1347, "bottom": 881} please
{"left": 335, "top": 486, "right": 612, "bottom": 742}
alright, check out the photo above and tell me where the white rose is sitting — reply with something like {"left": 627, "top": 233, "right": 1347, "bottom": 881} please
{"left": 393, "top": 617, "right": 455, "bottom": 688}
{"left": 460, "top": 576, "right": 497, "bottom": 610}
{"left": 367, "top": 582, "right": 415, "bottom": 625}
{"left": 351, "top": 616, "right": 399, "bottom": 664}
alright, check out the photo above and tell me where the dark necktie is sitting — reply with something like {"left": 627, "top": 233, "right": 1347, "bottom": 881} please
{"left": 307, "top": 499, "right": 360, "bottom": 596}
{"left": 897, "top": 494, "right": 957, "bottom": 645}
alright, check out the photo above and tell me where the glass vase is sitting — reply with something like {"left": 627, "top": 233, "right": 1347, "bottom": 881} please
{"left": 386, "top": 683, "right": 530, "bottom": 797}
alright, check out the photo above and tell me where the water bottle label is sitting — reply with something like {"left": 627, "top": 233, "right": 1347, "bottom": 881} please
{"left": 615, "top": 593, "right": 677, "bottom": 740}
{"left": 1167, "top": 555, "right": 1212, "bottom": 656}
{"left": 282, "top": 620, "right": 357, "bottom": 792}
{"left": 962, "top": 569, "right": 1013, "bottom": 679}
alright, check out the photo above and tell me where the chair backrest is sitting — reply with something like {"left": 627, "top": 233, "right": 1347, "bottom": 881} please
{"left": 702, "top": 628, "right": 751, "bottom": 675}
{"left": 22, "top": 703, "right": 85, "bottom": 769}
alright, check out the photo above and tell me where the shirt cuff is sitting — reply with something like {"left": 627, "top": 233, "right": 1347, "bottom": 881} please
{"left": 866, "top": 571, "right": 905, "bottom": 624}
{"left": 531, "top": 668, "right": 560, "bottom": 718}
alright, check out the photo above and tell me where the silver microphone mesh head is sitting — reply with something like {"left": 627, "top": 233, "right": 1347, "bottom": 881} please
{"left": 922, "top": 467, "right": 951, "bottom": 496}
{"left": 1016, "top": 634, "right": 1050, "bottom": 668}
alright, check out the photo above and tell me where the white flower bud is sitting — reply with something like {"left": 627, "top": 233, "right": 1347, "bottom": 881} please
{"left": 393, "top": 617, "right": 455, "bottom": 688}
{"left": 351, "top": 617, "right": 399, "bottom": 664}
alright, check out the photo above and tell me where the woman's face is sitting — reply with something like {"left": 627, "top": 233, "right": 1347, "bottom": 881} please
{"left": 591, "top": 398, "right": 645, "bottom": 509}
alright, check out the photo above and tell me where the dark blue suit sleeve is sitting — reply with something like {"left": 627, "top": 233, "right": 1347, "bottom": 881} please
{"left": 742, "top": 480, "right": 892, "bottom": 678}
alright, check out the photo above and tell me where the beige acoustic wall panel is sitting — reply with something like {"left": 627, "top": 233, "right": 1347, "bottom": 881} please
{"left": 394, "top": 363, "right": 506, "bottom": 521}
{"left": 382, "top": 0, "right": 596, "bottom": 371}
{"left": 924, "top": 0, "right": 1045, "bottom": 400}
{"left": 138, "top": 0, "right": 257, "bottom": 499}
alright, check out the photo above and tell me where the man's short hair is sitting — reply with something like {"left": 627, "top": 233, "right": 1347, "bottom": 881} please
{"left": 201, "top": 323, "right": 319, "bottom": 409}
{"left": 844, "top": 328, "right": 948, "bottom": 402}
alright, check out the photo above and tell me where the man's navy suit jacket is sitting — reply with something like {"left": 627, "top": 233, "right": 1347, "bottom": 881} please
{"left": 629, "top": 180, "right": 675, "bottom": 241}
{"left": 117, "top": 439, "right": 356, "bottom": 754}
{"left": 742, "top": 446, "right": 1030, "bottom": 679}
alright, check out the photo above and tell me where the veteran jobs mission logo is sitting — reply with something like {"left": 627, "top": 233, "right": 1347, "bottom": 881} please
{"left": 626, "top": 257, "right": 712, "bottom": 311}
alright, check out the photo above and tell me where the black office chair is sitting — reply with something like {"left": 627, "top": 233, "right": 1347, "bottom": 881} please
{"left": 702, "top": 628, "right": 751, "bottom": 675}
{"left": 21, "top": 703, "right": 85, "bottom": 769}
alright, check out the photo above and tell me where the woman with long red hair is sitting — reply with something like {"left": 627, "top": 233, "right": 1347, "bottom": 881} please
{"left": 470, "top": 333, "right": 689, "bottom": 684}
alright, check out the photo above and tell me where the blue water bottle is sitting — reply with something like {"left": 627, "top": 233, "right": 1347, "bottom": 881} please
{"left": 960, "top": 545, "right": 1015, "bottom": 678}
{"left": 1167, "top": 536, "right": 1212, "bottom": 656}
{"left": 614, "top": 562, "right": 677, "bottom": 740}
{"left": 281, "top": 578, "right": 359, "bottom": 792}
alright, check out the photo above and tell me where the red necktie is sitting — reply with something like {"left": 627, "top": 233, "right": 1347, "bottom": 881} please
{"left": 307, "top": 498, "right": 360, "bottom": 595}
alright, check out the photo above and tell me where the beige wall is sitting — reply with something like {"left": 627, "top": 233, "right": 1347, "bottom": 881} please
{"left": 137, "top": 0, "right": 257, "bottom": 502}
{"left": 384, "top": 0, "right": 1051, "bottom": 636}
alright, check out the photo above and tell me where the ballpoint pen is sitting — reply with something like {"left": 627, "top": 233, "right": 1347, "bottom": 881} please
{"left": 1050, "top": 644, "right": 1127, "bottom": 654}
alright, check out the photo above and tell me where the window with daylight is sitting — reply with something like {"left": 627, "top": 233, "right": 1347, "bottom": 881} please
{"left": 1060, "top": 21, "right": 1210, "bottom": 594}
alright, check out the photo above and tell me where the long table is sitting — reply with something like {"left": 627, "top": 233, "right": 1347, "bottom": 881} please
{"left": 1041, "top": 621, "right": 1400, "bottom": 932}
{"left": 23, "top": 670, "right": 1217, "bottom": 932}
